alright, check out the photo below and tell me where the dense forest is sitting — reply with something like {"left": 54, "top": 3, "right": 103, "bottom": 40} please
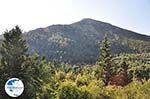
{"left": 0, "top": 26, "right": 150, "bottom": 99}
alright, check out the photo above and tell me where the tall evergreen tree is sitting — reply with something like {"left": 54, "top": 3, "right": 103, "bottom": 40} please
{"left": 1, "top": 26, "right": 28, "bottom": 77}
{"left": 0, "top": 26, "right": 54, "bottom": 99}
{"left": 0, "top": 26, "right": 30, "bottom": 98}
{"left": 98, "top": 37, "right": 113, "bottom": 85}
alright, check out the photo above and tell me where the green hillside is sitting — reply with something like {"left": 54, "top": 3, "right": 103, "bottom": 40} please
{"left": 24, "top": 18, "right": 150, "bottom": 64}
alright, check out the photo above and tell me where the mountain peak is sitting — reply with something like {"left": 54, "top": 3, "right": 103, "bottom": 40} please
{"left": 81, "top": 18, "right": 96, "bottom": 21}
{"left": 80, "top": 18, "right": 102, "bottom": 23}
{"left": 73, "top": 18, "right": 111, "bottom": 26}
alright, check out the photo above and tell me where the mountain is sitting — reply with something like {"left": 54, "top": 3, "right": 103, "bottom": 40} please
{"left": 24, "top": 18, "right": 150, "bottom": 64}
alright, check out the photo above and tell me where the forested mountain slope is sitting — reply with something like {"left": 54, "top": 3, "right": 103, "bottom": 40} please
{"left": 16, "top": 18, "right": 150, "bottom": 64}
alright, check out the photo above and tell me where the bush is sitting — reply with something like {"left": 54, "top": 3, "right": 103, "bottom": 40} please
{"left": 86, "top": 80, "right": 106, "bottom": 99}
{"left": 75, "top": 74, "right": 90, "bottom": 86}
{"left": 57, "top": 80, "right": 91, "bottom": 99}
{"left": 104, "top": 80, "right": 150, "bottom": 99}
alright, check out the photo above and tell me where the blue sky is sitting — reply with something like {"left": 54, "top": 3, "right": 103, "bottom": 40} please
{"left": 0, "top": 0, "right": 149, "bottom": 35}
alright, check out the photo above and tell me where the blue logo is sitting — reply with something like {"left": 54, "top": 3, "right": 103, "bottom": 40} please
{"left": 5, "top": 78, "right": 24, "bottom": 97}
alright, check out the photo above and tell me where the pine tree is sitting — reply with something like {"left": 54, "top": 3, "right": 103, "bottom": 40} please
{"left": 0, "top": 26, "right": 29, "bottom": 98}
{"left": 1, "top": 26, "right": 28, "bottom": 77}
{"left": 0, "top": 26, "right": 56, "bottom": 98}
{"left": 98, "top": 37, "right": 112, "bottom": 85}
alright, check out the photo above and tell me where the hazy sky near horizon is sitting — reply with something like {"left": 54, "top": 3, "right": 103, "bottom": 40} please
{"left": 0, "top": 0, "right": 150, "bottom": 35}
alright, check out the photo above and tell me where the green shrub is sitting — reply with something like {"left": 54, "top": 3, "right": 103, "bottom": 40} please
{"left": 75, "top": 74, "right": 90, "bottom": 86}
{"left": 57, "top": 80, "right": 91, "bottom": 99}
{"left": 104, "top": 80, "right": 150, "bottom": 99}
